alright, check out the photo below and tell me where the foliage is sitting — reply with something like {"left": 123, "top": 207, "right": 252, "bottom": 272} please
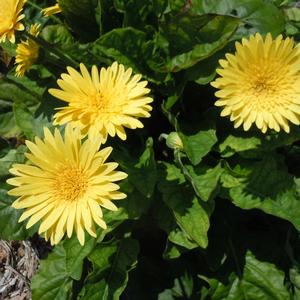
{"left": 1, "top": 0, "right": 300, "bottom": 299}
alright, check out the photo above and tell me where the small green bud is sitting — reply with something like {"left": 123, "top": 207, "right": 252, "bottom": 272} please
{"left": 166, "top": 132, "right": 183, "bottom": 150}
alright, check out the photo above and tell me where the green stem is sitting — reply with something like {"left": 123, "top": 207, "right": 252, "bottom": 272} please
{"left": 174, "top": 151, "right": 202, "bottom": 198}
{"left": 24, "top": 32, "right": 78, "bottom": 68}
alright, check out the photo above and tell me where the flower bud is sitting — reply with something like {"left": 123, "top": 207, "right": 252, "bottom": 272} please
{"left": 166, "top": 132, "right": 183, "bottom": 151}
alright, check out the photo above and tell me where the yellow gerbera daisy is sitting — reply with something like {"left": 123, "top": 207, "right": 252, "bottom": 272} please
{"left": 211, "top": 33, "right": 300, "bottom": 133}
{"left": 15, "top": 24, "right": 40, "bottom": 77}
{"left": 7, "top": 125, "right": 127, "bottom": 245}
{"left": 0, "top": 0, "right": 26, "bottom": 43}
{"left": 42, "top": 2, "right": 62, "bottom": 16}
{"left": 49, "top": 62, "right": 153, "bottom": 142}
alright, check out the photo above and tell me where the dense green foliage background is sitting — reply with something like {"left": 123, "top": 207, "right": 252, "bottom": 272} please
{"left": 2, "top": 0, "right": 300, "bottom": 299}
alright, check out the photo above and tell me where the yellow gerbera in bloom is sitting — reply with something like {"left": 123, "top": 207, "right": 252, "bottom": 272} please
{"left": 42, "top": 2, "right": 62, "bottom": 16}
{"left": 211, "top": 33, "right": 300, "bottom": 133}
{"left": 0, "top": 0, "right": 26, "bottom": 43}
{"left": 7, "top": 125, "right": 127, "bottom": 245}
{"left": 49, "top": 62, "right": 153, "bottom": 142}
{"left": 15, "top": 24, "right": 40, "bottom": 77}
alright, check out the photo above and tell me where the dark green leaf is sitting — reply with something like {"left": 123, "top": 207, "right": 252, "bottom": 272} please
{"left": 114, "top": 138, "right": 157, "bottom": 198}
{"left": 31, "top": 244, "right": 73, "bottom": 300}
{"left": 161, "top": 15, "right": 239, "bottom": 71}
{"left": 225, "top": 156, "right": 300, "bottom": 230}
{"left": 80, "top": 238, "right": 139, "bottom": 300}
{"left": 0, "top": 189, "right": 34, "bottom": 240}
{"left": 218, "top": 134, "right": 261, "bottom": 157}
{"left": 204, "top": 251, "right": 290, "bottom": 300}
{"left": 180, "top": 129, "right": 217, "bottom": 165}
{"left": 195, "top": 0, "right": 285, "bottom": 35}
{"left": 59, "top": 0, "right": 99, "bottom": 41}
{"left": 90, "top": 27, "right": 151, "bottom": 74}
{"left": 187, "top": 163, "right": 223, "bottom": 201}
{"left": 0, "top": 112, "right": 20, "bottom": 138}
{"left": 0, "top": 145, "right": 26, "bottom": 177}
{"left": 158, "top": 163, "right": 210, "bottom": 248}
{"left": 32, "top": 234, "right": 96, "bottom": 300}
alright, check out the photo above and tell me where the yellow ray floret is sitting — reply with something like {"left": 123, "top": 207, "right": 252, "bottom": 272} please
{"left": 7, "top": 125, "right": 127, "bottom": 246}
{"left": 211, "top": 33, "right": 300, "bottom": 133}
{"left": 49, "top": 62, "right": 153, "bottom": 143}
{"left": 15, "top": 24, "right": 40, "bottom": 77}
{"left": 0, "top": 0, "right": 26, "bottom": 43}
{"left": 42, "top": 3, "right": 62, "bottom": 16}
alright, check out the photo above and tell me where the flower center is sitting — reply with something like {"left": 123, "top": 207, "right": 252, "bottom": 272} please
{"left": 88, "top": 91, "right": 112, "bottom": 113}
{"left": 53, "top": 166, "right": 88, "bottom": 202}
{"left": 251, "top": 76, "right": 277, "bottom": 97}
{"left": 243, "top": 62, "right": 291, "bottom": 111}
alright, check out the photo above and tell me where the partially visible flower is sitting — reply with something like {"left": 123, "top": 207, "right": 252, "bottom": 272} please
{"left": 15, "top": 24, "right": 40, "bottom": 77}
{"left": 0, "top": 0, "right": 26, "bottom": 43}
{"left": 49, "top": 62, "right": 153, "bottom": 143}
{"left": 7, "top": 125, "right": 127, "bottom": 245}
{"left": 211, "top": 33, "right": 300, "bottom": 133}
{"left": 42, "top": 2, "right": 62, "bottom": 17}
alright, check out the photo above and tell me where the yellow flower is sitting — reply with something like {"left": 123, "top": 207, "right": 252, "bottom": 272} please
{"left": 0, "top": 0, "right": 26, "bottom": 43}
{"left": 7, "top": 125, "right": 127, "bottom": 245}
{"left": 49, "top": 62, "right": 153, "bottom": 142}
{"left": 211, "top": 33, "right": 300, "bottom": 133}
{"left": 42, "top": 3, "right": 62, "bottom": 16}
{"left": 15, "top": 24, "right": 40, "bottom": 77}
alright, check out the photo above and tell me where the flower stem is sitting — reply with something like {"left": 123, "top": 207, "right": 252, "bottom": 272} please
{"left": 174, "top": 151, "right": 202, "bottom": 199}
{"left": 24, "top": 32, "right": 78, "bottom": 68}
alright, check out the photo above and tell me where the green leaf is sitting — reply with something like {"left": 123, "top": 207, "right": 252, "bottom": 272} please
{"left": 0, "top": 145, "right": 26, "bottom": 177}
{"left": 160, "top": 15, "right": 239, "bottom": 72}
{"left": 180, "top": 129, "right": 217, "bottom": 166}
{"left": 168, "top": 228, "right": 198, "bottom": 250}
{"left": 187, "top": 163, "right": 223, "bottom": 201}
{"left": 59, "top": 0, "right": 99, "bottom": 41}
{"left": 0, "top": 76, "right": 46, "bottom": 138}
{"left": 80, "top": 238, "right": 139, "bottom": 300}
{"left": 196, "top": 0, "right": 285, "bottom": 35}
{"left": 205, "top": 251, "right": 290, "bottom": 300}
{"left": 241, "top": 251, "right": 289, "bottom": 299}
{"left": 118, "top": 183, "right": 153, "bottom": 219}
{"left": 0, "top": 76, "right": 43, "bottom": 105}
{"left": 0, "top": 189, "right": 34, "bottom": 240}
{"left": 13, "top": 103, "right": 51, "bottom": 139}
{"left": 158, "top": 163, "right": 210, "bottom": 248}
{"left": 218, "top": 134, "right": 261, "bottom": 157}
{"left": 158, "top": 271, "right": 194, "bottom": 299}
{"left": 90, "top": 27, "right": 151, "bottom": 73}
{"left": 0, "top": 112, "right": 20, "bottom": 138}
{"left": 41, "top": 24, "right": 75, "bottom": 51}
{"left": 64, "top": 236, "right": 96, "bottom": 280}
{"left": 236, "top": 0, "right": 285, "bottom": 35}
{"left": 31, "top": 244, "right": 73, "bottom": 300}
{"left": 184, "top": 49, "right": 226, "bottom": 85}
{"left": 114, "top": 0, "right": 167, "bottom": 28}
{"left": 285, "top": 7, "right": 300, "bottom": 21}
{"left": 114, "top": 138, "right": 157, "bottom": 198}
{"left": 225, "top": 156, "right": 300, "bottom": 231}
{"left": 32, "top": 235, "right": 96, "bottom": 300}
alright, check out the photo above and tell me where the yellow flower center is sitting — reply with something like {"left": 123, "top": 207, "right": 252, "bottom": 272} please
{"left": 90, "top": 92, "right": 110, "bottom": 111}
{"left": 88, "top": 87, "right": 127, "bottom": 117}
{"left": 242, "top": 62, "right": 291, "bottom": 112}
{"left": 53, "top": 166, "right": 88, "bottom": 202}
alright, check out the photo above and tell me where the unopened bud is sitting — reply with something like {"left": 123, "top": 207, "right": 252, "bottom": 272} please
{"left": 166, "top": 132, "right": 183, "bottom": 150}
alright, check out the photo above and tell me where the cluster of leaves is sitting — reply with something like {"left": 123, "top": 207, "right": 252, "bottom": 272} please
{"left": 2, "top": 0, "right": 300, "bottom": 299}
